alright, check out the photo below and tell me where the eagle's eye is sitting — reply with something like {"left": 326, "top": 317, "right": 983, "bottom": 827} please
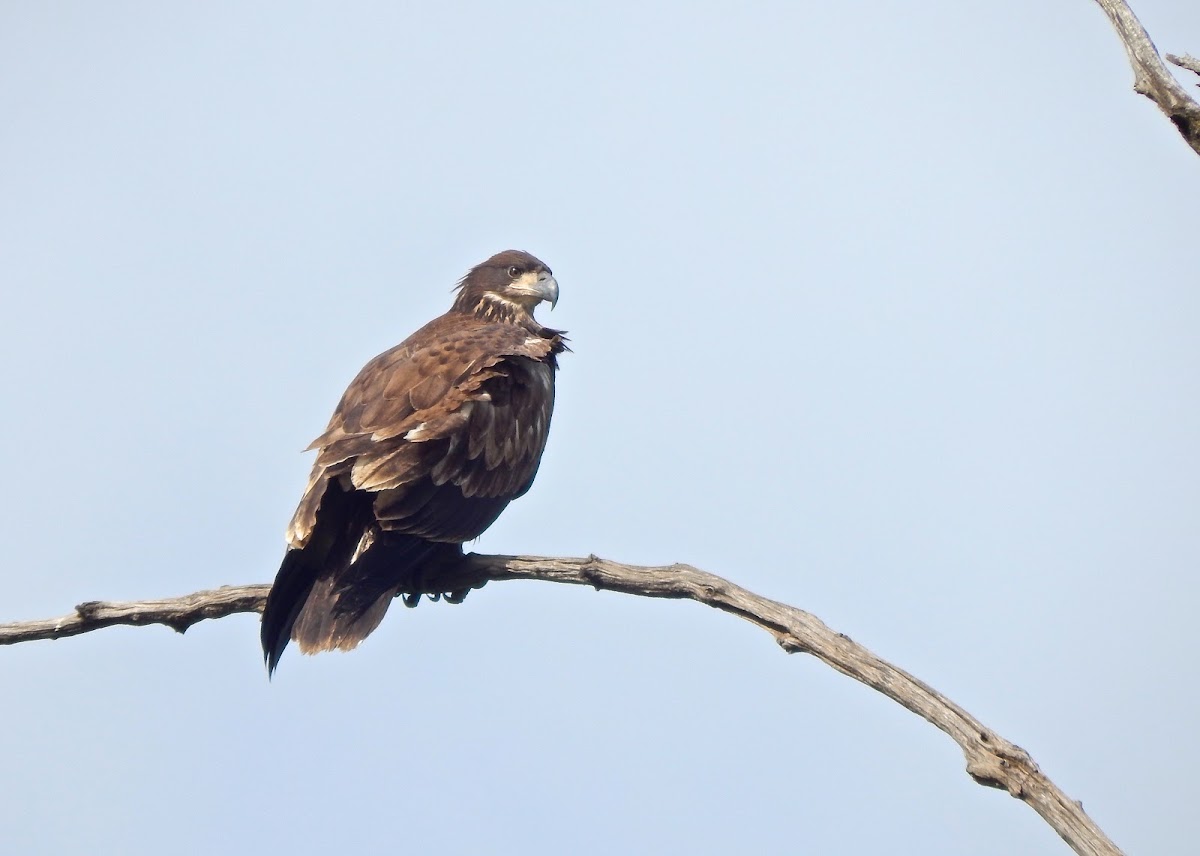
{"left": 507, "top": 265, "right": 521, "bottom": 279}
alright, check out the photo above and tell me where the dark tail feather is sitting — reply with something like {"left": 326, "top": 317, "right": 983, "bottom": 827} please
{"left": 261, "top": 479, "right": 364, "bottom": 677}
{"left": 261, "top": 546, "right": 322, "bottom": 677}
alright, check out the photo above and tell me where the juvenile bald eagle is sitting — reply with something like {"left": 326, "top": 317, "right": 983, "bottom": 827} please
{"left": 261, "top": 250, "right": 566, "bottom": 675}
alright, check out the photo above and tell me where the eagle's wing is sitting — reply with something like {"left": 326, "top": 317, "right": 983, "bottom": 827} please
{"left": 287, "top": 316, "right": 560, "bottom": 549}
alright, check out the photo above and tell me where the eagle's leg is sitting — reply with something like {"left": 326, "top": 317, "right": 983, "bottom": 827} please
{"left": 401, "top": 557, "right": 428, "bottom": 608}
{"left": 399, "top": 543, "right": 473, "bottom": 607}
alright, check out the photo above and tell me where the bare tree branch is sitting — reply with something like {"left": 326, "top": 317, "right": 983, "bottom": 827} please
{"left": 1, "top": 553, "right": 1122, "bottom": 856}
{"left": 1093, "top": 0, "right": 1200, "bottom": 156}
{"left": 0, "top": 585, "right": 271, "bottom": 644}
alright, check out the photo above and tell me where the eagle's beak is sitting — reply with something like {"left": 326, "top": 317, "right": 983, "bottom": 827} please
{"left": 536, "top": 272, "right": 559, "bottom": 309}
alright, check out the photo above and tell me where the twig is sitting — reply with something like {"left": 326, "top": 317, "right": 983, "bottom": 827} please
{"left": 1093, "top": 0, "right": 1200, "bottom": 156}
{"left": 1, "top": 553, "right": 1122, "bottom": 855}
{"left": 1167, "top": 52, "right": 1200, "bottom": 80}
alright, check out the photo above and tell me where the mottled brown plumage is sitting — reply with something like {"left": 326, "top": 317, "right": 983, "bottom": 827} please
{"left": 261, "top": 250, "right": 566, "bottom": 674}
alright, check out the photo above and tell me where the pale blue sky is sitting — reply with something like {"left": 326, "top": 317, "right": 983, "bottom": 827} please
{"left": 2, "top": 2, "right": 1198, "bottom": 853}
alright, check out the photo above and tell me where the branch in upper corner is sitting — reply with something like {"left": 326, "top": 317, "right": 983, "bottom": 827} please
{"left": 1167, "top": 53, "right": 1200, "bottom": 81}
{"left": 1093, "top": 0, "right": 1200, "bottom": 156}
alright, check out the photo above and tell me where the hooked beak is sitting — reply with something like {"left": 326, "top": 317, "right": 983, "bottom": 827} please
{"left": 535, "top": 272, "right": 559, "bottom": 309}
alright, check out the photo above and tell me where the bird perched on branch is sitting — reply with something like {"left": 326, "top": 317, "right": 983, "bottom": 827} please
{"left": 261, "top": 250, "right": 566, "bottom": 675}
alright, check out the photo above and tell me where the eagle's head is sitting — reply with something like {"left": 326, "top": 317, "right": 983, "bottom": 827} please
{"left": 453, "top": 249, "right": 559, "bottom": 321}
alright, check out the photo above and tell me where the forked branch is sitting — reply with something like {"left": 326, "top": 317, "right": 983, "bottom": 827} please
{"left": 1, "top": 553, "right": 1122, "bottom": 856}
{"left": 1094, "top": 0, "right": 1200, "bottom": 155}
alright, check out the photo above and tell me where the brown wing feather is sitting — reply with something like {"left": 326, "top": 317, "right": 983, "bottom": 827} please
{"left": 286, "top": 314, "right": 560, "bottom": 549}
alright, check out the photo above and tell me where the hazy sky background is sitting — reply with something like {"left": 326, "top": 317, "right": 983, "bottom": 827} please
{"left": 2, "top": 2, "right": 1197, "bottom": 853}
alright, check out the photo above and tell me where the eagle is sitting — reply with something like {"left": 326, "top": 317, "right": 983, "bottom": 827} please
{"left": 261, "top": 250, "right": 566, "bottom": 675}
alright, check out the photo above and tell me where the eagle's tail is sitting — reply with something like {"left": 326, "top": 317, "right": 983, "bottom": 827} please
{"left": 288, "top": 533, "right": 448, "bottom": 656}
{"left": 287, "top": 569, "right": 397, "bottom": 659}
{"left": 261, "top": 503, "right": 463, "bottom": 676}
